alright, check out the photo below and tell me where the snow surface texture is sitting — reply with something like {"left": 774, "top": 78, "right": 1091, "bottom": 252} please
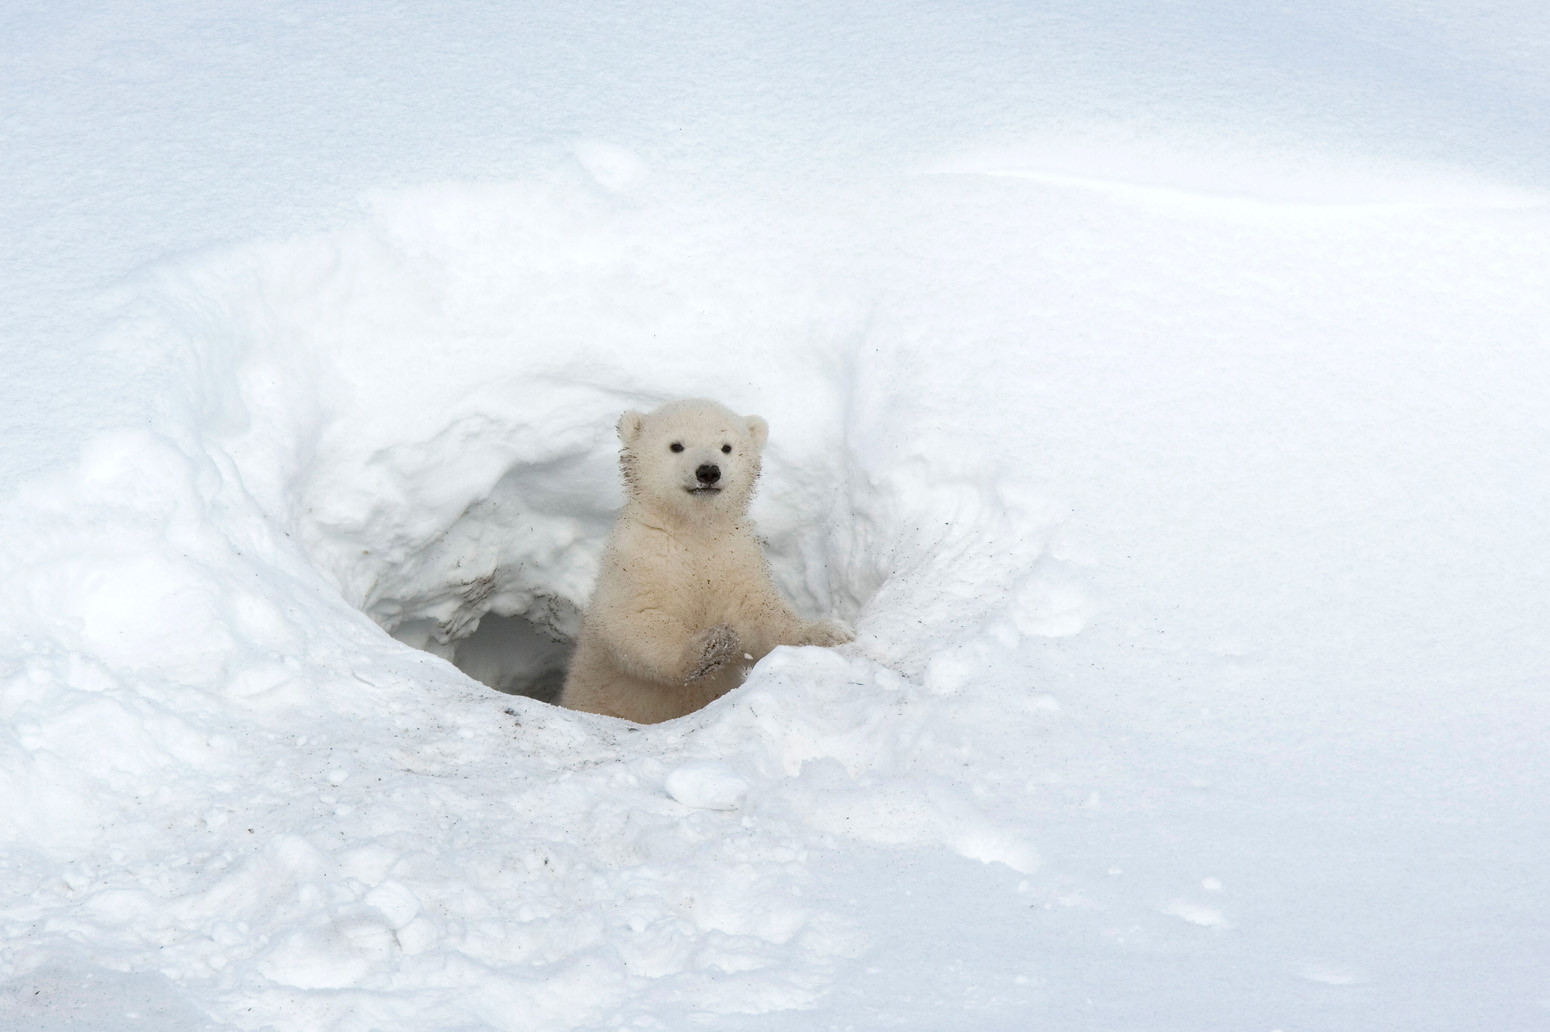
{"left": 4, "top": 2, "right": 1550, "bottom": 1030}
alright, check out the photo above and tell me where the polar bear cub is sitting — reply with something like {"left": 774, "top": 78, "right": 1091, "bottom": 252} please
{"left": 560, "top": 399, "right": 854, "bottom": 723}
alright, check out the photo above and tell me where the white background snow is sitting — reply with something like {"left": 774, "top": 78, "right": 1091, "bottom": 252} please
{"left": 3, "top": 1, "right": 1548, "bottom": 1029}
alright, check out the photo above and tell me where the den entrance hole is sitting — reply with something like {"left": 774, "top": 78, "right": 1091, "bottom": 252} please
{"left": 391, "top": 607, "right": 576, "bottom": 704}
{"left": 330, "top": 438, "right": 615, "bottom": 705}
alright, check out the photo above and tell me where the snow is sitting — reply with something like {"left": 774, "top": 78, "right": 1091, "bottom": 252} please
{"left": 4, "top": 1, "right": 1550, "bottom": 1029}
{"left": 663, "top": 763, "right": 751, "bottom": 812}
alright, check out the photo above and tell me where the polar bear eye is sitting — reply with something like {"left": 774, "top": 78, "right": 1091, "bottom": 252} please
{"left": 721, "top": 444, "right": 732, "bottom": 454}
{"left": 669, "top": 442, "right": 684, "bottom": 453}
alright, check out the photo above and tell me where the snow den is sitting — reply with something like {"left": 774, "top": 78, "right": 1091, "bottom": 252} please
{"left": 146, "top": 180, "right": 919, "bottom": 705}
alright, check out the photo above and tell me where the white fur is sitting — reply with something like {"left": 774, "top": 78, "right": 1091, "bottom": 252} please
{"left": 560, "top": 399, "right": 853, "bottom": 723}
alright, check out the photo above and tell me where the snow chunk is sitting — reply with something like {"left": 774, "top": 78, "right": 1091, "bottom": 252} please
{"left": 1160, "top": 899, "right": 1232, "bottom": 929}
{"left": 257, "top": 927, "right": 370, "bottom": 989}
{"left": 364, "top": 880, "right": 421, "bottom": 930}
{"left": 664, "top": 762, "right": 750, "bottom": 811}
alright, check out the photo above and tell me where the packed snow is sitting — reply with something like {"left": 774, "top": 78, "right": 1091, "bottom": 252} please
{"left": 3, "top": 2, "right": 1549, "bottom": 1030}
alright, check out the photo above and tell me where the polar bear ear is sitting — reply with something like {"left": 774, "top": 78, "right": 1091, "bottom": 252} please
{"left": 618, "top": 410, "right": 647, "bottom": 446}
{"left": 746, "top": 415, "right": 769, "bottom": 451}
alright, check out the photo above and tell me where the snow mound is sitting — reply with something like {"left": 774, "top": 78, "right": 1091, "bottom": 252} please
{"left": 96, "top": 176, "right": 1064, "bottom": 696}
{"left": 1, "top": 170, "right": 1072, "bottom": 1028}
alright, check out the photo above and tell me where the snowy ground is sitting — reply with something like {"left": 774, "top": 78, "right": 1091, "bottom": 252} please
{"left": 3, "top": 2, "right": 1549, "bottom": 1030}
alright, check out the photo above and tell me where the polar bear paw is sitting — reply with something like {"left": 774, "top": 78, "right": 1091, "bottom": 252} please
{"left": 685, "top": 624, "right": 742, "bottom": 683}
{"left": 800, "top": 619, "right": 856, "bottom": 647}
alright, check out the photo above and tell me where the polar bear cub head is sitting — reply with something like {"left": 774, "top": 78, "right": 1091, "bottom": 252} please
{"left": 618, "top": 399, "right": 769, "bottom": 524}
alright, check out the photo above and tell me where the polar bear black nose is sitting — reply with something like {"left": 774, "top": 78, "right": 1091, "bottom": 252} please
{"left": 696, "top": 463, "right": 721, "bottom": 485}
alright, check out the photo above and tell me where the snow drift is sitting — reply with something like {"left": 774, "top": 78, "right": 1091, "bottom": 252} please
{"left": 3, "top": 158, "right": 1078, "bottom": 1029}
